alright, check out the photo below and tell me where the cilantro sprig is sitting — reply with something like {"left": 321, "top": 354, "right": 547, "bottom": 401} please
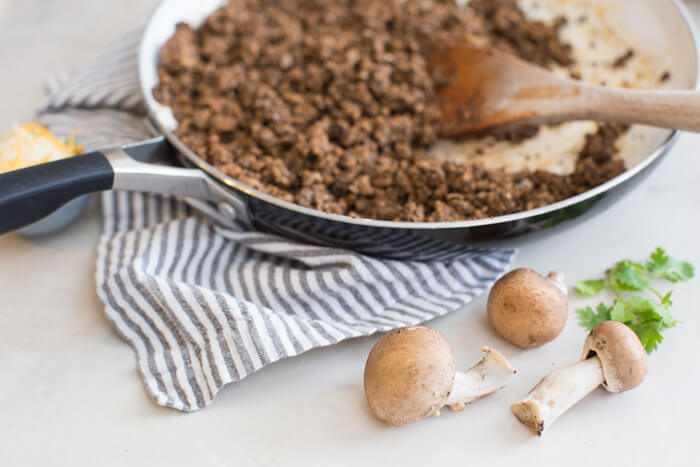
{"left": 575, "top": 247, "right": 694, "bottom": 353}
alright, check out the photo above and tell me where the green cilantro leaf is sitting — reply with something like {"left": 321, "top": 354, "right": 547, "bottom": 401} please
{"left": 625, "top": 295, "right": 658, "bottom": 319}
{"left": 661, "top": 291, "right": 672, "bottom": 307}
{"left": 575, "top": 279, "right": 606, "bottom": 296}
{"left": 646, "top": 247, "right": 668, "bottom": 274}
{"left": 663, "top": 259, "right": 694, "bottom": 283}
{"left": 654, "top": 303, "right": 678, "bottom": 330}
{"left": 646, "top": 247, "right": 694, "bottom": 282}
{"left": 609, "top": 300, "right": 635, "bottom": 323}
{"left": 577, "top": 303, "right": 612, "bottom": 330}
{"left": 627, "top": 321, "right": 664, "bottom": 353}
{"left": 575, "top": 247, "right": 693, "bottom": 354}
{"left": 610, "top": 260, "right": 649, "bottom": 291}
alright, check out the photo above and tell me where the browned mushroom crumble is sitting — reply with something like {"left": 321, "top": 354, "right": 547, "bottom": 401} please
{"left": 154, "top": 0, "right": 626, "bottom": 222}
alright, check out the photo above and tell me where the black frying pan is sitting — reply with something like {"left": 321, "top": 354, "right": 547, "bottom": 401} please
{"left": 0, "top": 0, "right": 697, "bottom": 260}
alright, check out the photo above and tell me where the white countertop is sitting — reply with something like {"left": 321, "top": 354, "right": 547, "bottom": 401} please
{"left": 1, "top": 1, "right": 700, "bottom": 465}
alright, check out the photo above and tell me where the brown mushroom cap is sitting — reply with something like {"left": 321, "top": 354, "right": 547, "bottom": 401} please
{"left": 364, "top": 326, "right": 455, "bottom": 426}
{"left": 580, "top": 321, "right": 648, "bottom": 393}
{"left": 487, "top": 268, "right": 568, "bottom": 349}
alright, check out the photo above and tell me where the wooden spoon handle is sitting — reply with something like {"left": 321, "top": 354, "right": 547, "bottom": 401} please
{"left": 574, "top": 87, "right": 700, "bottom": 132}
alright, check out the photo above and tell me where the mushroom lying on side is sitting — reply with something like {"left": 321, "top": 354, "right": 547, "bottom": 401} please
{"left": 510, "top": 321, "right": 647, "bottom": 436}
{"left": 364, "top": 326, "right": 516, "bottom": 426}
{"left": 487, "top": 268, "right": 568, "bottom": 348}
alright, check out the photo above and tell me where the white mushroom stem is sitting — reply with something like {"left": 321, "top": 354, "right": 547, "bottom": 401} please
{"left": 510, "top": 356, "right": 604, "bottom": 435}
{"left": 546, "top": 271, "right": 567, "bottom": 296}
{"left": 445, "top": 347, "right": 516, "bottom": 411}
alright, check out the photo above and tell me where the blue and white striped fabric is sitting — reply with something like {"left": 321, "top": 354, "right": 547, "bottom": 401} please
{"left": 39, "top": 30, "right": 515, "bottom": 411}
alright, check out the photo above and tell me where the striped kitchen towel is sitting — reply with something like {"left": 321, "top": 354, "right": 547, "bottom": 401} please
{"left": 39, "top": 30, "right": 516, "bottom": 411}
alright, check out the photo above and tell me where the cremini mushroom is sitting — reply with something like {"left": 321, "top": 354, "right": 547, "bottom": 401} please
{"left": 487, "top": 268, "right": 568, "bottom": 348}
{"left": 510, "top": 321, "right": 648, "bottom": 436}
{"left": 363, "top": 326, "right": 516, "bottom": 426}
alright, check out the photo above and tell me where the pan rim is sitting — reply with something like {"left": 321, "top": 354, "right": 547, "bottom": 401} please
{"left": 138, "top": 0, "right": 700, "bottom": 231}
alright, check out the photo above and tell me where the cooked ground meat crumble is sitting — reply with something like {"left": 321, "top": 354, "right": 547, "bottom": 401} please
{"left": 153, "top": 0, "right": 626, "bottom": 222}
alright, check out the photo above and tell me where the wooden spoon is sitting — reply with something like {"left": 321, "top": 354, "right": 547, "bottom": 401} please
{"left": 430, "top": 41, "right": 700, "bottom": 137}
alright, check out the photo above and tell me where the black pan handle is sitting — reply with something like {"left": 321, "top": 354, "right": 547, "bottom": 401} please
{"left": 0, "top": 151, "right": 114, "bottom": 235}
{"left": 0, "top": 138, "right": 248, "bottom": 235}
